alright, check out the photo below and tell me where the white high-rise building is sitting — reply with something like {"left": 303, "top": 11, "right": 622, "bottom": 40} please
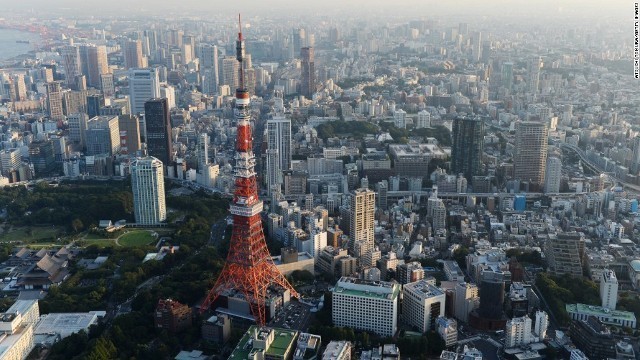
{"left": 266, "top": 116, "right": 291, "bottom": 193}
{"left": 332, "top": 277, "right": 400, "bottom": 337}
{"left": 505, "top": 315, "right": 532, "bottom": 348}
{"left": 544, "top": 156, "right": 562, "bottom": 193}
{"left": 131, "top": 157, "right": 166, "bottom": 225}
{"left": 454, "top": 282, "right": 479, "bottom": 323}
{"left": 267, "top": 116, "right": 292, "bottom": 171}
{"left": 402, "top": 280, "right": 445, "bottom": 332}
{"left": 394, "top": 109, "right": 407, "bottom": 129}
{"left": 534, "top": 310, "right": 549, "bottom": 340}
{"left": 128, "top": 68, "right": 160, "bottom": 115}
{"left": 431, "top": 199, "right": 447, "bottom": 232}
{"left": 528, "top": 56, "right": 542, "bottom": 94}
{"left": 600, "top": 269, "right": 618, "bottom": 310}
{"left": 349, "top": 188, "right": 376, "bottom": 258}
{"left": 197, "top": 133, "right": 209, "bottom": 172}
{"left": 416, "top": 110, "right": 430, "bottom": 129}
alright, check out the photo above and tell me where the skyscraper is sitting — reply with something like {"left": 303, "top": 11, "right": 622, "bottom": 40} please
{"left": 83, "top": 45, "right": 110, "bottom": 88}
{"left": 198, "top": 44, "right": 219, "bottom": 95}
{"left": 292, "top": 28, "right": 306, "bottom": 56}
{"left": 528, "top": 57, "right": 542, "bottom": 94}
{"left": 85, "top": 115, "right": 120, "bottom": 156}
{"left": 144, "top": 98, "right": 173, "bottom": 165}
{"left": 300, "top": 47, "right": 315, "bottom": 98}
{"left": 451, "top": 116, "right": 485, "bottom": 182}
{"left": 197, "top": 133, "right": 209, "bottom": 172}
{"left": 349, "top": 188, "right": 376, "bottom": 257}
{"left": 222, "top": 56, "right": 239, "bottom": 89}
{"left": 514, "top": 121, "right": 548, "bottom": 191}
{"left": 471, "top": 31, "right": 482, "bottom": 62}
{"left": 266, "top": 115, "right": 292, "bottom": 173}
{"left": 544, "top": 156, "right": 562, "bottom": 193}
{"left": 124, "top": 40, "right": 145, "bottom": 69}
{"left": 631, "top": 136, "right": 640, "bottom": 174}
{"left": 600, "top": 269, "right": 618, "bottom": 310}
{"left": 45, "top": 82, "right": 64, "bottom": 121}
{"left": 501, "top": 62, "right": 514, "bottom": 91}
{"left": 131, "top": 156, "right": 166, "bottom": 225}
{"left": 61, "top": 45, "right": 82, "bottom": 88}
{"left": 128, "top": 68, "right": 160, "bottom": 115}
{"left": 118, "top": 115, "right": 141, "bottom": 155}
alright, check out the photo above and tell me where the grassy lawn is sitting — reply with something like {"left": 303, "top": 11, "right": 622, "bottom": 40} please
{"left": 0, "top": 226, "right": 61, "bottom": 243}
{"left": 79, "top": 239, "right": 116, "bottom": 248}
{"left": 118, "top": 231, "right": 155, "bottom": 247}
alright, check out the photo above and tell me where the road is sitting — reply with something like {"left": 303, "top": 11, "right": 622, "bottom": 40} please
{"left": 209, "top": 219, "right": 228, "bottom": 246}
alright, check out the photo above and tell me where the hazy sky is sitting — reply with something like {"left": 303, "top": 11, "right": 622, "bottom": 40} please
{"left": 5, "top": 0, "right": 630, "bottom": 20}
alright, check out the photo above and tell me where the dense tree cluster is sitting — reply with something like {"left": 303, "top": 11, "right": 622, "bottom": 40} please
{"left": 535, "top": 273, "right": 600, "bottom": 326}
{"left": 0, "top": 181, "right": 134, "bottom": 232}
{"left": 315, "top": 120, "right": 379, "bottom": 140}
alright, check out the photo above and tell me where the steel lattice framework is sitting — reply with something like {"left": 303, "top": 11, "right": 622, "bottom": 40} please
{"left": 200, "top": 15, "right": 298, "bottom": 325}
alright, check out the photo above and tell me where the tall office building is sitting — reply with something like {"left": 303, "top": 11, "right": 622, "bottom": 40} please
{"left": 300, "top": 47, "right": 315, "bottom": 98}
{"left": 67, "top": 113, "right": 89, "bottom": 147}
{"left": 222, "top": 56, "right": 240, "bottom": 89}
{"left": 416, "top": 110, "right": 430, "bottom": 129}
{"left": 29, "top": 141, "right": 56, "bottom": 176}
{"left": 197, "top": 133, "right": 209, "bottom": 172}
{"left": 128, "top": 68, "right": 160, "bottom": 115}
{"left": 451, "top": 116, "right": 485, "bottom": 182}
{"left": 471, "top": 31, "right": 482, "bottom": 62}
{"left": 454, "top": 282, "right": 479, "bottom": 323}
{"left": 131, "top": 157, "right": 166, "bottom": 225}
{"left": 144, "top": 98, "right": 173, "bottom": 165}
{"left": 600, "top": 269, "right": 618, "bottom": 310}
{"left": 402, "top": 280, "right": 445, "bottom": 332}
{"left": 545, "top": 232, "right": 585, "bottom": 277}
{"left": 85, "top": 115, "right": 120, "bottom": 156}
{"left": 349, "top": 188, "right": 376, "bottom": 257}
{"left": 505, "top": 315, "right": 532, "bottom": 348}
{"left": 514, "top": 121, "right": 548, "bottom": 191}
{"left": 501, "top": 62, "right": 514, "bottom": 91}
{"left": 266, "top": 116, "right": 292, "bottom": 172}
{"left": 124, "top": 40, "right": 145, "bottom": 69}
{"left": 82, "top": 45, "right": 109, "bottom": 88}
{"left": 631, "top": 137, "right": 640, "bottom": 174}
{"left": 198, "top": 44, "right": 219, "bottom": 95}
{"left": 118, "top": 115, "right": 141, "bottom": 155}
{"left": 61, "top": 45, "right": 82, "bottom": 88}
{"left": 332, "top": 277, "right": 400, "bottom": 337}
{"left": 431, "top": 199, "right": 447, "bottom": 232}
{"left": 544, "top": 156, "right": 562, "bottom": 193}
{"left": 292, "top": 28, "right": 306, "bottom": 56}
{"left": 45, "top": 82, "right": 64, "bottom": 121}
{"left": 528, "top": 56, "right": 542, "bottom": 94}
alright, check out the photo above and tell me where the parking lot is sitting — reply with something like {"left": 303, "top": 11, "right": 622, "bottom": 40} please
{"left": 269, "top": 301, "right": 312, "bottom": 331}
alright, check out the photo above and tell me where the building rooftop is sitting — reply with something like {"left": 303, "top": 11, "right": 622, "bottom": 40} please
{"left": 34, "top": 312, "right": 101, "bottom": 338}
{"left": 333, "top": 277, "right": 401, "bottom": 301}
{"left": 229, "top": 326, "right": 297, "bottom": 359}
{"left": 630, "top": 259, "right": 640, "bottom": 272}
{"left": 404, "top": 279, "right": 444, "bottom": 298}
{"left": 566, "top": 303, "right": 637, "bottom": 321}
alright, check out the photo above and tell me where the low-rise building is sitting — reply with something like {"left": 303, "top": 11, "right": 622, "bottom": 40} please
{"left": 322, "top": 341, "right": 351, "bottom": 360}
{"left": 154, "top": 299, "right": 192, "bottom": 333}
{"left": 229, "top": 326, "right": 299, "bottom": 359}
{"left": 436, "top": 317, "right": 458, "bottom": 347}
{"left": 566, "top": 303, "right": 636, "bottom": 328}
{"left": 0, "top": 299, "right": 39, "bottom": 360}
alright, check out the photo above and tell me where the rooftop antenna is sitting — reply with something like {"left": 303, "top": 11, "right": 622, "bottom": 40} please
{"left": 236, "top": 13, "right": 245, "bottom": 90}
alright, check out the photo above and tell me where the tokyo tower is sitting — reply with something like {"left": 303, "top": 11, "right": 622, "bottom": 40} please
{"left": 200, "top": 15, "right": 299, "bottom": 325}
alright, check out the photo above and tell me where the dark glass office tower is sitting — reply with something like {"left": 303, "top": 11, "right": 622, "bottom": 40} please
{"left": 144, "top": 98, "right": 173, "bottom": 165}
{"left": 451, "top": 116, "right": 485, "bottom": 182}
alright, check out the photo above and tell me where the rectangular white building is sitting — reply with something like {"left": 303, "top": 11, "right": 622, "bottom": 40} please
{"left": 403, "top": 280, "right": 445, "bottom": 332}
{"left": 600, "top": 269, "right": 618, "bottom": 310}
{"left": 505, "top": 315, "right": 532, "bottom": 348}
{"left": 332, "top": 277, "right": 400, "bottom": 337}
{"left": 131, "top": 156, "right": 166, "bottom": 225}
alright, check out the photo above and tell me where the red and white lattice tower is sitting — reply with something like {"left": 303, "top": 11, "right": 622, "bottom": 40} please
{"left": 200, "top": 15, "right": 298, "bottom": 325}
